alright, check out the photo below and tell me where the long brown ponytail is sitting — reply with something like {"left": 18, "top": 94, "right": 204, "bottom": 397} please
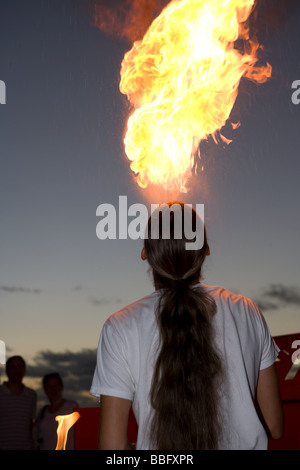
{"left": 144, "top": 202, "right": 223, "bottom": 449}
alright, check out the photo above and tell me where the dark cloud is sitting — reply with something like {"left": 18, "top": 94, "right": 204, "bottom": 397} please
{"left": 89, "top": 297, "right": 110, "bottom": 307}
{"left": 254, "top": 298, "right": 279, "bottom": 312}
{"left": 26, "top": 349, "right": 98, "bottom": 408}
{"left": 254, "top": 283, "right": 300, "bottom": 312}
{"left": 72, "top": 285, "right": 85, "bottom": 291}
{"left": 89, "top": 296, "right": 122, "bottom": 307}
{"left": 263, "top": 284, "right": 300, "bottom": 305}
{"left": 0, "top": 286, "right": 42, "bottom": 294}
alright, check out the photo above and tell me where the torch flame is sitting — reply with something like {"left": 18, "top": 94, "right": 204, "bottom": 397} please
{"left": 120, "top": 0, "right": 271, "bottom": 192}
{"left": 55, "top": 411, "right": 80, "bottom": 450}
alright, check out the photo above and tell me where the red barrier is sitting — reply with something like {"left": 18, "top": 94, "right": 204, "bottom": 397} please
{"left": 73, "top": 334, "right": 300, "bottom": 450}
{"left": 268, "top": 333, "right": 300, "bottom": 450}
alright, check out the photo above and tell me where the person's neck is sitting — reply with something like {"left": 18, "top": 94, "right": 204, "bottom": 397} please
{"left": 5, "top": 380, "right": 24, "bottom": 395}
{"left": 49, "top": 397, "right": 65, "bottom": 413}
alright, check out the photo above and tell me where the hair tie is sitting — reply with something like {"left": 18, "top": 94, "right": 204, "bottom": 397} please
{"left": 153, "top": 267, "right": 194, "bottom": 284}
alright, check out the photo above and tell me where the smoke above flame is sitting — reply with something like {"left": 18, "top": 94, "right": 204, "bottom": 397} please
{"left": 93, "top": 0, "right": 168, "bottom": 43}
{"left": 95, "top": 0, "right": 272, "bottom": 193}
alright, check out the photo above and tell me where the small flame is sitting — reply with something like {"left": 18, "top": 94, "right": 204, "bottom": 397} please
{"left": 55, "top": 412, "right": 80, "bottom": 450}
{"left": 120, "top": 0, "right": 271, "bottom": 192}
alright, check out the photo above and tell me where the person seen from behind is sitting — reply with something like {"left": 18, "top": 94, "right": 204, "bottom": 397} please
{"left": 90, "top": 202, "right": 283, "bottom": 449}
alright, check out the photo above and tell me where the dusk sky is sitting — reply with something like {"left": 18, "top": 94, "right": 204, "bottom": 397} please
{"left": 1, "top": 0, "right": 300, "bottom": 407}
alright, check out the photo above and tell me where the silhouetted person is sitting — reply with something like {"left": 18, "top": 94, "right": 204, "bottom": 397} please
{"left": 0, "top": 355, "right": 37, "bottom": 449}
{"left": 35, "top": 372, "right": 78, "bottom": 450}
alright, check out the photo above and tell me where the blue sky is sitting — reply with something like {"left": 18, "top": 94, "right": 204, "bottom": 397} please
{"left": 1, "top": 0, "right": 300, "bottom": 406}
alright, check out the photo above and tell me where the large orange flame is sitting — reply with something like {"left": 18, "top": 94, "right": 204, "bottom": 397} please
{"left": 55, "top": 411, "right": 80, "bottom": 450}
{"left": 120, "top": 0, "right": 271, "bottom": 192}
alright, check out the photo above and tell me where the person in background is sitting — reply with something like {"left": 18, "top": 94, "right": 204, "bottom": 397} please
{"left": 35, "top": 372, "right": 78, "bottom": 450}
{"left": 90, "top": 202, "right": 283, "bottom": 450}
{"left": 0, "top": 355, "right": 37, "bottom": 449}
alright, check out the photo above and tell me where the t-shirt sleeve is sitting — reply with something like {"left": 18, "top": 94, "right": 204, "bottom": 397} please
{"left": 251, "top": 301, "right": 280, "bottom": 370}
{"left": 90, "top": 319, "right": 135, "bottom": 402}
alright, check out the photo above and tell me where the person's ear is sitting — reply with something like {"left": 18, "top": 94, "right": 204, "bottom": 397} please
{"left": 141, "top": 247, "right": 147, "bottom": 260}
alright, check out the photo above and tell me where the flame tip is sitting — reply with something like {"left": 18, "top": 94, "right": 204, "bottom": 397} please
{"left": 55, "top": 411, "right": 80, "bottom": 451}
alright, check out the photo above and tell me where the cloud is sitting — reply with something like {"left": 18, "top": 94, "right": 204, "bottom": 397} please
{"left": 26, "top": 349, "right": 98, "bottom": 408}
{"left": 254, "top": 298, "right": 279, "bottom": 312}
{"left": 0, "top": 286, "right": 42, "bottom": 294}
{"left": 263, "top": 284, "right": 300, "bottom": 305}
{"left": 254, "top": 283, "right": 300, "bottom": 312}
{"left": 89, "top": 297, "right": 110, "bottom": 306}
{"left": 89, "top": 296, "right": 122, "bottom": 307}
{"left": 72, "top": 285, "right": 85, "bottom": 292}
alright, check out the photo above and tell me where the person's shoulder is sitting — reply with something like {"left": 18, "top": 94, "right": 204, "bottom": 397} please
{"left": 24, "top": 386, "right": 37, "bottom": 398}
{"left": 201, "top": 283, "right": 237, "bottom": 299}
{"left": 201, "top": 283, "right": 258, "bottom": 310}
{"left": 65, "top": 399, "right": 79, "bottom": 408}
{"left": 107, "top": 291, "right": 158, "bottom": 323}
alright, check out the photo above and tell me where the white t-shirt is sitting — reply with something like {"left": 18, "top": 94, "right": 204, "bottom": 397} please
{"left": 90, "top": 284, "right": 279, "bottom": 450}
